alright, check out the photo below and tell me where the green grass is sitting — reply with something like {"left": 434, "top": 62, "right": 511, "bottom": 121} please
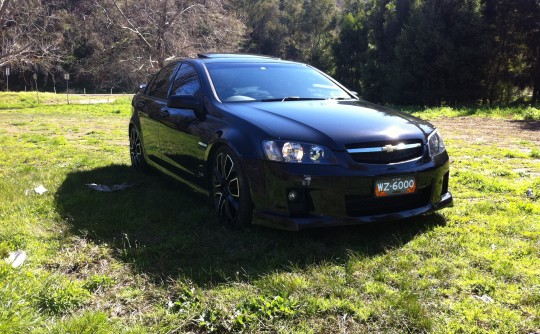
{"left": 404, "top": 105, "right": 540, "bottom": 121}
{"left": 0, "top": 92, "right": 539, "bottom": 333}
{"left": 0, "top": 91, "right": 133, "bottom": 110}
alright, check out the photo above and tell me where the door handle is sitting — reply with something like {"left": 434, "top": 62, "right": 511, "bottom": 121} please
{"left": 159, "top": 108, "right": 170, "bottom": 117}
{"left": 136, "top": 101, "right": 146, "bottom": 108}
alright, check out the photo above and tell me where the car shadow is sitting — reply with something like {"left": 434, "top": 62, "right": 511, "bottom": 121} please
{"left": 55, "top": 164, "right": 447, "bottom": 286}
{"left": 509, "top": 119, "right": 540, "bottom": 131}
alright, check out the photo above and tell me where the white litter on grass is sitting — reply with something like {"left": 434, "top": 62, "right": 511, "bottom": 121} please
{"left": 5, "top": 250, "right": 27, "bottom": 268}
{"left": 474, "top": 294, "right": 494, "bottom": 303}
{"left": 526, "top": 188, "right": 535, "bottom": 198}
{"left": 86, "top": 183, "right": 133, "bottom": 192}
{"left": 34, "top": 185, "right": 47, "bottom": 195}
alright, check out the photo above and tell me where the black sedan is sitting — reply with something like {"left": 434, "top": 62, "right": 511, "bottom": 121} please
{"left": 129, "top": 54, "right": 453, "bottom": 230}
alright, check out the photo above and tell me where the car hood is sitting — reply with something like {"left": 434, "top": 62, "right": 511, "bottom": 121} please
{"left": 222, "top": 100, "right": 435, "bottom": 150}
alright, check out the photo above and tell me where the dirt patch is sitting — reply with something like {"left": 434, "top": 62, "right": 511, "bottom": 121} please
{"left": 431, "top": 117, "right": 540, "bottom": 148}
{"left": 72, "top": 99, "right": 116, "bottom": 104}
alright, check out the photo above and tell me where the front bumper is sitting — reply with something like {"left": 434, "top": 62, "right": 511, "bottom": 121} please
{"left": 247, "top": 153, "right": 453, "bottom": 231}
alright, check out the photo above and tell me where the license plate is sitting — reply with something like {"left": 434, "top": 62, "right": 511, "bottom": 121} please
{"left": 374, "top": 176, "right": 416, "bottom": 197}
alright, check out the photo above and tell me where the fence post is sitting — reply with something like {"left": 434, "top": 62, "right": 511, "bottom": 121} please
{"left": 33, "top": 73, "right": 40, "bottom": 104}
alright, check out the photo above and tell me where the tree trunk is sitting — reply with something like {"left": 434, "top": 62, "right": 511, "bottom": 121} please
{"left": 532, "top": 46, "right": 540, "bottom": 105}
{"left": 0, "top": 0, "right": 11, "bottom": 22}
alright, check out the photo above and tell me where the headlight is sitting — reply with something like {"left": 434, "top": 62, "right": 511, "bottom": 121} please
{"left": 282, "top": 142, "right": 304, "bottom": 162}
{"left": 263, "top": 140, "right": 338, "bottom": 164}
{"left": 428, "top": 130, "right": 446, "bottom": 157}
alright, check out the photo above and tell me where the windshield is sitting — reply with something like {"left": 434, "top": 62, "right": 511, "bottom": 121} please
{"left": 205, "top": 63, "right": 353, "bottom": 102}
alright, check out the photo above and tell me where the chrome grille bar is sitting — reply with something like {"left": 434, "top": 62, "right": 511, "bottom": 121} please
{"left": 347, "top": 143, "right": 422, "bottom": 154}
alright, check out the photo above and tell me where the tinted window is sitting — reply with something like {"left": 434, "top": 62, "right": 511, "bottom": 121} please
{"left": 147, "top": 63, "right": 177, "bottom": 99}
{"left": 171, "top": 63, "right": 200, "bottom": 96}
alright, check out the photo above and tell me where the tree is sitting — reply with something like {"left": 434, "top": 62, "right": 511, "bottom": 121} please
{"left": 391, "top": 0, "right": 488, "bottom": 105}
{"left": 236, "top": 0, "right": 287, "bottom": 56}
{"left": 334, "top": 0, "right": 494, "bottom": 106}
{"left": 483, "top": 0, "right": 534, "bottom": 104}
{"left": 89, "top": 0, "right": 245, "bottom": 91}
{"left": 0, "top": 0, "right": 66, "bottom": 73}
{"left": 363, "top": 0, "right": 411, "bottom": 102}
{"left": 237, "top": 0, "right": 339, "bottom": 71}
{"left": 287, "top": 0, "right": 338, "bottom": 67}
{"left": 333, "top": 5, "right": 369, "bottom": 94}
{"left": 1, "top": 0, "right": 245, "bottom": 91}
{"left": 85, "top": 0, "right": 245, "bottom": 88}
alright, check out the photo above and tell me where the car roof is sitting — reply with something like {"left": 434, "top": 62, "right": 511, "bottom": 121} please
{"left": 194, "top": 53, "right": 297, "bottom": 64}
{"left": 197, "top": 53, "right": 279, "bottom": 60}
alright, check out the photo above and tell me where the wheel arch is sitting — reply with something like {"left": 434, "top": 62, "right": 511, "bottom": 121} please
{"left": 205, "top": 136, "right": 258, "bottom": 212}
{"left": 128, "top": 111, "right": 141, "bottom": 132}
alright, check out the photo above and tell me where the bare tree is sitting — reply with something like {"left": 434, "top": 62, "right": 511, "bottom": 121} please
{"left": 0, "top": 0, "right": 12, "bottom": 22}
{"left": 0, "top": 0, "right": 65, "bottom": 72}
{"left": 92, "top": 0, "right": 245, "bottom": 72}
{"left": 1, "top": 0, "right": 245, "bottom": 91}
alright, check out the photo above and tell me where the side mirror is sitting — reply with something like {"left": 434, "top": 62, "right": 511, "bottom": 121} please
{"left": 135, "top": 83, "right": 147, "bottom": 94}
{"left": 168, "top": 94, "right": 201, "bottom": 112}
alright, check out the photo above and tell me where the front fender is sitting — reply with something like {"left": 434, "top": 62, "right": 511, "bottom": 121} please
{"left": 206, "top": 126, "right": 264, "bottom": 161}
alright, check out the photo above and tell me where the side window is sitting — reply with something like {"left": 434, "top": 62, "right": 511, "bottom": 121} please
{"left": 147, "top": 63, "right": 177, "bottom": 100}
{"left": 171, "top": 63, "right": 200, "bottom": 96}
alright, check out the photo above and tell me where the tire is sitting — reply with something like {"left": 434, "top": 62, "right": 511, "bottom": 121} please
{"left": 211, "top": 146, "right": 253, "bottom": 227}
{"left": 129, "top": 126, "right": 149, "bottom": 172}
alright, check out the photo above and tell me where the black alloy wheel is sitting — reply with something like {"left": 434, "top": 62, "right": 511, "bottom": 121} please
{"left": 212, "top": 146, "right": 253, "bottom": 227}
{"left": 129, "top": 126, "right": 148, "bottom": 172}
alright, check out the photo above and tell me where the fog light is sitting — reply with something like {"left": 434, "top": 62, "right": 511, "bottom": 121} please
{"left": 288, "top": 190, "right": 298, "bottom": 202}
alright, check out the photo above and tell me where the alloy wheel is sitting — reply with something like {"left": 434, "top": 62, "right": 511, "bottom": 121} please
{"left": 129, "top": 127, "right": 145, "bottom": 171}
{"left": 212, "top": 151, "right": 241, "bottom": 224}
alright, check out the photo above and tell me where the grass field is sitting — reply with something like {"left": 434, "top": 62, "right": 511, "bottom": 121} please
{"left": 0, "top": 92, "right": 539, "bottom": 333}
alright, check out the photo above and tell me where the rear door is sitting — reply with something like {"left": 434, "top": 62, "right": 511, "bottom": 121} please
{"left": 136, "top": 62, "right": 178, "bottom": 162}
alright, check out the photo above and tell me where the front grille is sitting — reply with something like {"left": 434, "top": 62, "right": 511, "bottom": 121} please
{"left": 345, "top": 186, "right": 432, "bottom": 216}
{"left": 346, "top": 140, "right": 424, "bottom": 164}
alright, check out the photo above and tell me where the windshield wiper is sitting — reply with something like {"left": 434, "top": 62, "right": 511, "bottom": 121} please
{"left": 260, "top": 97, "right": 327, "bottom": 102}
